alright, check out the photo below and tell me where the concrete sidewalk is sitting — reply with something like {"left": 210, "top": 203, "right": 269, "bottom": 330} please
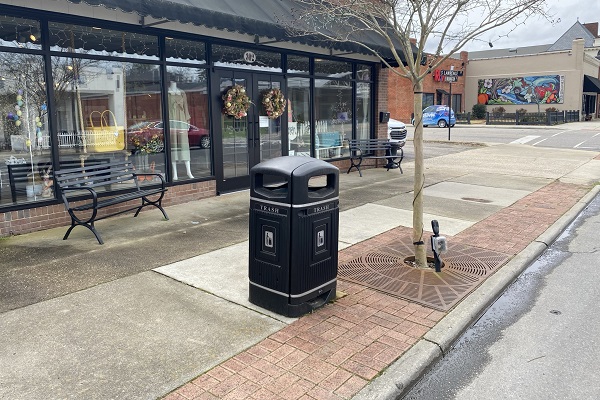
{"left": 1, "top": 142, "right": 600, "bottom": 399}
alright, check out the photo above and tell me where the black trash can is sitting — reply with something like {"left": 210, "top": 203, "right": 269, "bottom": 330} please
{"left": 249, "top": 156, "right": 339, "bottom": 317}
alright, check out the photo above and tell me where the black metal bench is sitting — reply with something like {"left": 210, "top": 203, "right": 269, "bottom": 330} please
{"left": 347, "top": 139, "right": 404, "bottom": 177}
{"left": 55, "top": 160, "right": 168, "bottom": 244}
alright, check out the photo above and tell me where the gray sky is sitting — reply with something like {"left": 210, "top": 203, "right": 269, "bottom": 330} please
{"left": 462, "top": 0, "right": 600, "bottom": 51}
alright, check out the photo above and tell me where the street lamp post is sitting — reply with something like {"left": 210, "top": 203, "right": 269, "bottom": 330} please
{"left": 448, "top": 66, "right": 453, "bottom": 141}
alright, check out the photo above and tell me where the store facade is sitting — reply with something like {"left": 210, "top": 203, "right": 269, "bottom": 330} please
{"left": 387, "top": 52, "right": 468, "bottom": 124}
{"left": 0, "top": 1, "right": 390, "bottom": 237}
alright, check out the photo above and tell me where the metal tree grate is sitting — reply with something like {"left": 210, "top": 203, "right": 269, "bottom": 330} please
{"left": 338, "top": 239, "right": 511, "bottom": 311}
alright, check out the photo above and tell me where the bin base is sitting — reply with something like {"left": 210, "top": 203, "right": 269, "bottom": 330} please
{"left": 249, "top": 281, "right": 336, "bottom": 318}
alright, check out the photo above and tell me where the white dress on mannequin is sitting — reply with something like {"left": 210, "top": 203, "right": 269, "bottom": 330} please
{"left": 168, "top": 81, "right": 194, "bottom": 179}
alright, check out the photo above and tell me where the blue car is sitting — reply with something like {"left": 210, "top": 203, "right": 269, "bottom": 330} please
{"left": 422, "top": 105, "right": 456, "bottom": 128}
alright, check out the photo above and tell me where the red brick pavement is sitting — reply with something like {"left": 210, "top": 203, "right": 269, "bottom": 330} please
{"left": 163, "top": 282, "right": 444, "bottom": 400}
{"left": 162, "top": 181, "right": 589, "bottom": 400}
{"left": 453, "top": 181, "right": 590, "bottom": 255}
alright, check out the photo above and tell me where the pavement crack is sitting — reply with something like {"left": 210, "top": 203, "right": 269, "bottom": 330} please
{"left": 424, "top": 338, "right": 445, "bottom": 357}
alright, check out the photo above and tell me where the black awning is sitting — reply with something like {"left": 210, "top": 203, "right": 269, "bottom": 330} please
{"left": 584, "top": 75, "right": 600, "bottom": 93}
{"left": 64, "top": 0, "right": 409, "bottom": 65}
{"left": 436, "top": 89, "right": 449, "bottom": 95}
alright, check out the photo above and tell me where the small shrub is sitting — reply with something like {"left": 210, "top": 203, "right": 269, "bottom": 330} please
{"left": 472, "top": 103, "right": 486, "bottom": 119}
{"left": 545, "top": 107, "right": 559, "bottom": 112}
{"left": 516, "top": 108, "right": 527, "bottom": 114}
{"left": 491, "top": 106, "right": 505, "bottom": 115}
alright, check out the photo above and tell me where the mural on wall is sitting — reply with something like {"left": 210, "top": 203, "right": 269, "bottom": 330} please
{"left": 477, "top": 75, "right": 564, "bottom": 105}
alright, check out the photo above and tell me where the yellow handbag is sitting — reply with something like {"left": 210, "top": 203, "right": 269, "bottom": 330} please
{"left": 85, "top": 110, "right": 125, "bottom": 152}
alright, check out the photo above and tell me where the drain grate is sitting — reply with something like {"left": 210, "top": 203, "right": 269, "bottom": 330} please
{"left": 338, "top": 239, "right": 511, "bottom": 311}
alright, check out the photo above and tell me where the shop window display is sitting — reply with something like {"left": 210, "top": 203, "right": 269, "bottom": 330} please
{"left": 0, "top": 47, "right": 52, "bottom": 206}
{"left": 314, "top": 78, "right": 352, "bottom": 160}
{"left": 287, "top": 77, "right": 311, "bottom": 157}
{"left": 166, "top": 66, "right": 211, "bottom": 180}
{"left": 53, "top": 56, "right": 164, "bottom": 189}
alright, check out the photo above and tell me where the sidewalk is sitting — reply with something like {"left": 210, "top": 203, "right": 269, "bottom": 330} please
{"left": 1, "top": 143, "right": 600, "bottom": 400}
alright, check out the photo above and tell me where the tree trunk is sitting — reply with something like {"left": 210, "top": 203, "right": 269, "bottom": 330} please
{"left": 412, "top": 81, "right": 427, "bottom": 268}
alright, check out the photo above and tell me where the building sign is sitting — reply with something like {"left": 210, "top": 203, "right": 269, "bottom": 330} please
{"left": 434, "top": 69, "right": 463, "bottom": 82}
{"left": 477, "top": 75, "right": 564, "bottom": 105}
{"left": 243, "top": 51, "right": 256, "bottom": 63}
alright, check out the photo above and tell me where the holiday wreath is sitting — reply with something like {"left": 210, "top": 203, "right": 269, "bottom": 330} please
{"left": 262, "top": 88, "right": 286, "bottom": 119}
{"left": 222, "top": 85, "right": 251, "bottom": 119}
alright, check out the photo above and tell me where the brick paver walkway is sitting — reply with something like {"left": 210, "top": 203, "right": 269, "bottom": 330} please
{"left": 163, "top": 181, "right": 589, "bottom": 400}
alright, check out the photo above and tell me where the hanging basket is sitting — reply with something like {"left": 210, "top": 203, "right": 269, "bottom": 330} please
{"left": 222, "top": 85, "right": 251, "bottom": 119}
{"left": 262, "top": 88, "right": 287, "bottom": 120}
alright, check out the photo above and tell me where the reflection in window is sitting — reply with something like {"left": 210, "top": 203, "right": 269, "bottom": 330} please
{"left": 357, "top": 82, "right": 371, "bottom": 140}
{"left": 0, "top": 15, "right": 41, "bottom": 50}
{"left": 257, "top": 80, "right": 283, "bottom": 163}
{"left": 165, "top": 37, "right": 206, "bottom": 64}
{"left": 212, "top": 45, "right": 281, "bottom": 72}
{"left": 287, "top": 54, "right": 310, "bottom": 74}
{"left": 53, "top": 57, "right": 164, "bottom": 188}
{"left": 287, "top": 77, "right": 311, "bottom": 157}
{"left": 314, "top": 59, "right": 352, "bottom": 78}
{"left": 357, "top": 64, "right": 372, "bottom": 81}
{"left": 166, "top": 66, "right": 211, "bottom": 180}
{"left": 314, "top": 79, "right": 352, "bottom": 160}
{"left": 452, "top": 94, "right": 462, "bottom": 112}
{"left": 423, "top": 93, "right": 434, "bottom": 108}
{"left": 220, "top": 77, "right": 249, "bottom": 179}
{"left": 0, "top": 51, "right": 50, "bottom": 206}
{"left": 49, "top": 22, "right": 159, "bottom": 59}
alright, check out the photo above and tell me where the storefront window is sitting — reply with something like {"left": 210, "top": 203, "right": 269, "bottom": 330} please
{"left": 0, "top": 51, "right": 51, "bottom": 206}
{"left": 452, "top": 94, "right": 462, "bottom": 112}
{"left": 165, "top": 38, "right": 206, "bottom": 64}
{"left": 314, "top": 79, "right": 352, "bottom": 160}
{"left": 49, "top": 22, "right": 159, "bottom": 59}
{"left": 166, "top": 66, "right": 211, "bottom": 180}
{"left": 314, "top": 59, "right": 352, "bottom": 78}
{"left": 53, "top": 57, "right": 164, "bottom": 189}
{"left": 287, "top": 55, "right": 310, "bottom": 74}
{"left": 357, "top": 82, "right": 371, "bottom": 140}
{"left": 423, "top": 93, "right": 434, "bottom": 108}
{"left": 357, "top": 64, "right": 372, "bottom": 81}
{"left": 212, "top": 45, "right": 281, "bottom": 72}
{"left": 0, "top": 15, "right": 41, "bottom": 50}
{"left": 287, "top": 77, "right": 311, "bottom": 157}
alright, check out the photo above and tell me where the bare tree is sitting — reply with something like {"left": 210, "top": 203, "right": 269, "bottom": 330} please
{"left": 283, "top": 0, "right": 549, "bottom": 267}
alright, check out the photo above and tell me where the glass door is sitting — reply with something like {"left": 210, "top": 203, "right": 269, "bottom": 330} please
{"left": 212, "top": 70, "right": 285, "bottom": 193}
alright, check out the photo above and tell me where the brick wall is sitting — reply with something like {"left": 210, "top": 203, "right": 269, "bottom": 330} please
{"left": 0, "top": 180, "right": 216, "bottom": 237}
{"left": 388, "top": 52, "right": 468, "bottom": 123}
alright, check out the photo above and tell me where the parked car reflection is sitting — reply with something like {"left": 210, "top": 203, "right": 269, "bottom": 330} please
{"left": 127, "top": 120, "right": 210, "bottom": 149}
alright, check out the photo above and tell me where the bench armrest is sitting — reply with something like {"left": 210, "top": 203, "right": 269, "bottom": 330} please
{"left": 59, "top": 186, "right": 98, "bottom": 211}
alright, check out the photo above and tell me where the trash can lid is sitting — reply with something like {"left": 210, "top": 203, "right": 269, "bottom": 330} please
{"left": 251, "top": 156, "right": 317, "bottom": 176}
{"left": 251, "top": 156, "right": 339, "bottom": 204}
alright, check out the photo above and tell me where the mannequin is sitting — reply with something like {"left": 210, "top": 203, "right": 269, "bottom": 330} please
{"left": 168, "top": 81, "right": 194, "bottom": 180}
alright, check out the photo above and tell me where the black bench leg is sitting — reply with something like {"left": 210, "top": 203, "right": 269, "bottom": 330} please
{"left": 134, "top": 197, "right": 170, "bottom": 220}
{"left": 347, "top": 158, "right": 363, "bottom": 177}
{"left": 63, "top": 220, "right": 104, "bottom": 245}
{"left": 63, "top": 222, "right": 76, "bottom": 241}
{"left": 397, "top": 149, "right": 404, "bottom": 174}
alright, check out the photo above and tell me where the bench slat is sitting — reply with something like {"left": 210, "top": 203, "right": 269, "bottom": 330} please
{"left": 71, "top": 188, "right": 164, "bottom": 211}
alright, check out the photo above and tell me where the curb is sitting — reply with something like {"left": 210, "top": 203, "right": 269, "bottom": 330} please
{"left": 353, "top": 184, "right": 600, "bottom": 400}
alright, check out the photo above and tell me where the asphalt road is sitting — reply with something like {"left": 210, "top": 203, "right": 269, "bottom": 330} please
{"left": 407, "top": 124, "right": 600, "bottom": 151}
{"left": 401, "top": 192, "right": 600, "bottom": 400}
